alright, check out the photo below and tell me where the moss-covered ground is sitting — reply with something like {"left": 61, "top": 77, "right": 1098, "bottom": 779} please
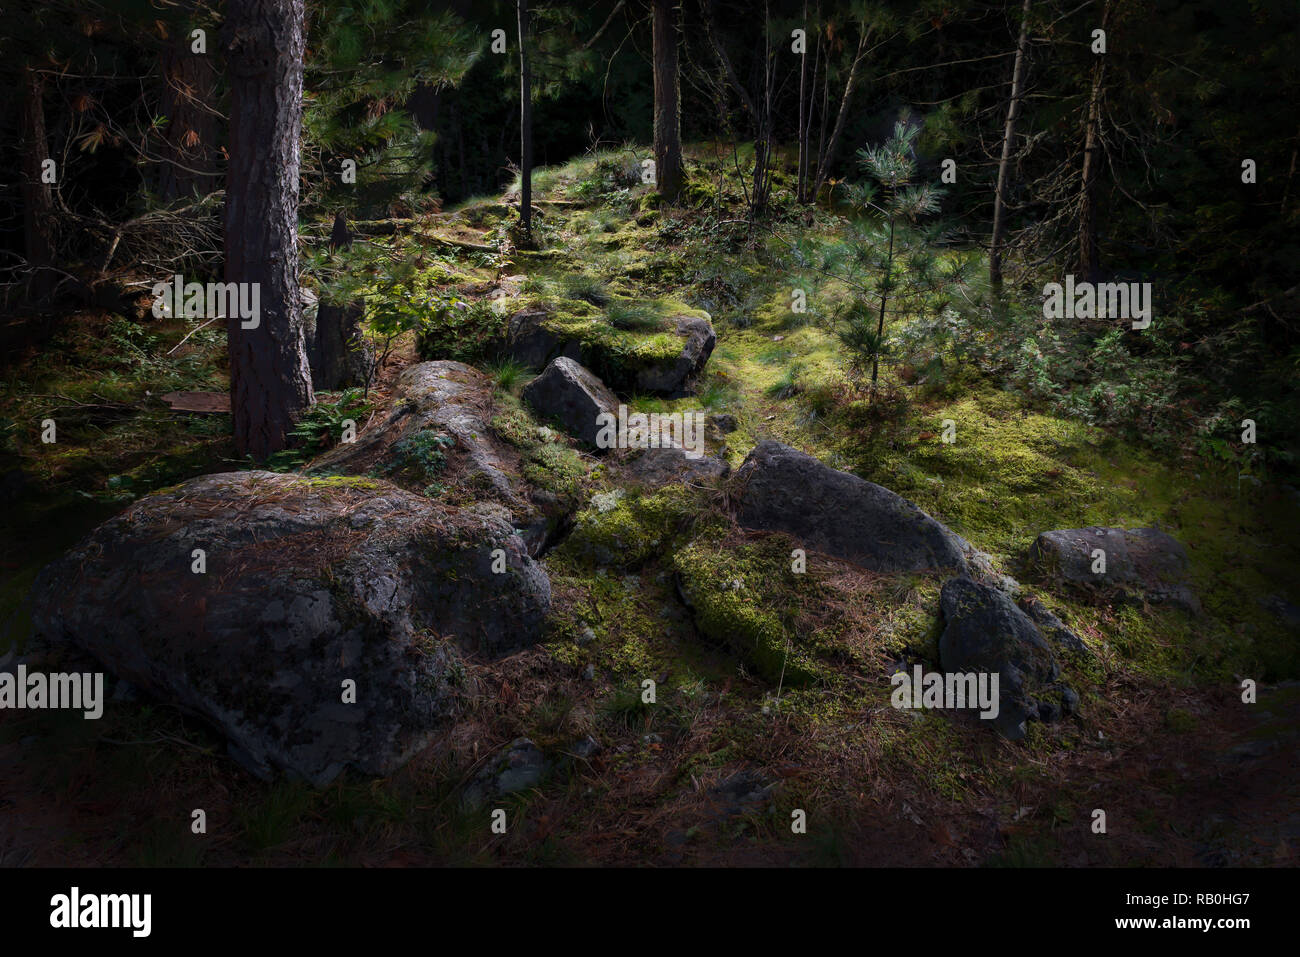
{"left": 1, "top": 145, "right": 1295, "bottom": 867}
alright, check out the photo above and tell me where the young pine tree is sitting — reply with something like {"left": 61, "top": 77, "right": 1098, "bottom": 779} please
{"left": 832, "top": 120, "right": 963, "bottom": 389}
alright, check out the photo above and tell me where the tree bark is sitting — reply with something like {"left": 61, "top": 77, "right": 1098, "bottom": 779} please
{"left": 797, "top": 1, "right": 808, "bottom": 202}
{"left": 1079, "top": 0, "right": 1111, "bottom": 283}
{"left": 222, "top": 0, "right": 314, "bottom": 460}
{"left": 158, "top": 16, "right": 220, "bottom": 202}
{"left": 652, "top": 0, "right": 683, "bottom": 203}
{"left": 309, "top": 211, "right": 372, "bottom": 391}
{"left": 989, "top": 0, "right": 1032, "bottom": 290}
{"left": 517, "top": 0, "right": 533, "bottom": 241}
{"left": 20, "top": 66, "right": 56, "bottom": 301}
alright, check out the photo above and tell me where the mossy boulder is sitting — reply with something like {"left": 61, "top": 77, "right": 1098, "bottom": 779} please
{"left": 1027, "top": 526, "right": 1200, "bottom": 613}
{"left": 505, "top": 303, "right": 715, "bottom": 397}
{"left": 312, "top": 360, "right": 520, "bottom": 506}
{"left": 28, "top": 471, "right": 551, "bottom": 786}
{"left": 672, "top": 534, "right": 823, "bottom": 686}
{"left": 732, "top": 441, "right": 977, "bottom": 576}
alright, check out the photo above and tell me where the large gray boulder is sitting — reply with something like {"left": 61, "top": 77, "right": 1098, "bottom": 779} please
{"left": 731, "top": 440, "right": 974, "bottom": 575}
{"left": 1027, "top": 526, "right": 1199, "bottom": 613}
{"left": 938, "top": 577, "right": 1079, "bottom": 740}
{"left": 312, "top": 360, "right": 519, "bottom": 505}
{"left": 521, "top": 357, "right": 619, "bottom": 448}
{"left": 29, "top": 471, "right": 551, "bottom": 786}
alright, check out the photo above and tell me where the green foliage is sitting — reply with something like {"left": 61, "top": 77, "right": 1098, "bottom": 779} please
{"left": 264, "top": 388, "right": 373, "bottom": 472}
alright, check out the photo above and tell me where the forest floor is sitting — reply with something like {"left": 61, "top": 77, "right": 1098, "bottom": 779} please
{"left": 1, "top": 146, "right": 1297, "bottom": 867}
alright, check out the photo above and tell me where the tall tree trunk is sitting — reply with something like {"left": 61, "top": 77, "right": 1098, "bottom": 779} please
{"left": 1079, "top": 0, "right": 1111, "bottom": 283}
{"left": 20, "top": 66, "right": 56, "bottom": 301}
{"left": 810, "top": 26, "right": 870, "bottom": 202}
{"left": 652, "top": 0, "right": 683, "bottom": 203}
{"left": 516, "top": 0, "right": 533, "bottom": 242}
{"left": 222, "top": 0, "right": 314, "bottom": 460}
{"left": 989, "top": 0, "right": 1032, "bottom": 291}
{"left": 796, "top": 1, "right": 808, "bottom": 202}
{"left": 158, "top": 17, "right": 220, "bottom": 202}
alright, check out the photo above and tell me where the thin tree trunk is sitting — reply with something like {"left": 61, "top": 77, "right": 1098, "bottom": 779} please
{"left": 20, "top": 66, "right": 56, "bottom": 301}
{"left": 1079, "top": 0, "right": 1111, "bottom": 282}
{"left": 517, "top": 0, "right": 533, "bottom": 241}
{"left": 872, "top": 216, "right": 895, "bottom": 386}
{"left": 797, "top": 1, "right": 808, "bottom": 202}
{"left": 222, "top": 0, "right": 314, "bottom": 460}
{"left": 652, "top": 0, "right": 684, "bottom": 203}
{"left": 310, "top": 211, "right": 370, "bottom": 391}
{"left": 990, "top": 0, "right": 1032, "bottom": 290}
{"left": 810, "top": 26, "right": 870, "bottom": 202}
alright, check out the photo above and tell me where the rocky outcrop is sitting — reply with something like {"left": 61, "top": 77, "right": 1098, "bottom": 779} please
{"left": 1027, "top": 526, "right": 1200, "bottom": 613}
{"left": 313, "top": 360, "right": 520, "bottom": 504}
{"left": 506, "top": 307, "right": 715, "bottom": 397}
{"left": 521, "top": 357, "right": 619, "bottom": 448}
{"left": 938, "top": 577, "right": 1080, "bottom": 740}
{"left": 29, "top": 471, "right": 551, "bottom": 786}
{"left": 627, "top": 314, "right": 715, "bottom": 396}
{"left": 731, "top": 441, "right": 976, "bottom": 575}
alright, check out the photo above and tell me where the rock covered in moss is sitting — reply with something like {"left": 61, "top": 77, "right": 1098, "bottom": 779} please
{"left": 313, "top": 360, "right": 520, "bottom": 504}
{"left": 629, "top": 314, "right": 716, "bottom": 396}
{"left": 522, "top": 356, "right": 619, "bottom": 447}
{"left": 29, "top": 471, "right": 551, "bottom": 786}
{"left": 506, "top": 305, "right": 715, "bottom": 397}
{"left": 938, "top": 577, "right": 1079, "bottom": 740}
{"left": 732, "top": 440, "right": 974, "bottom": 575}
{"left": 1027, "top": 526, "right": 1200, "bottom": 613}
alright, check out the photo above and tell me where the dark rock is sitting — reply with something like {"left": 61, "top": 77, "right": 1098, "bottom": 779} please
{"left": 628, "top": 314, "right": 716, "bottom": 396}
{"left": 505, "top": 307, "right": 582, "bottom": 371}
{"left": 709, "top": 413, "right": 738, "bottom": 435}
{"left": 313, "top": 360, "right": 520, "bottom": 503}
{"left": 463, "top": 737, "right": 551, "bottom": 807}
{"left": 521, "top": 357, "right": 619, "bottom": 447}
{"left": 1028, "top": 526, "right": 1200, "bottom": 613}
{"left": 938, "top": 577, "right": 1079, "bottom": 740}
{"left": 1019, "top": 595, "right": 1089, "bottom": 654}
{"left": 709, "top": 769, "right": 778, "bottom": 817}
{"left": 29, "top": 471, "right": 551, "bottom": 786}
{"left": 626, "top": 444, "right": 729, "bottom": 487}
{"left": 732, "top": 440, "right": 975, "bottom": 575}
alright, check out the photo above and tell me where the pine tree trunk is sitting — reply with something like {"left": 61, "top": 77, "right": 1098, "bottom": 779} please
{"left": 989, "top": 0, "right": 1032, "bottom": 291}
{"left": 1079, "top": 0, "right": 1111, "bottom": 283}
{"left": 517, "top": 0, "right": 533, "bottom": 241}
{"left": 20, "top": 66, "right": 56, "bottom": 301}
{"left": 222, "top": 0, "right": 314, "bottom": 460}
{"left": 309, "top": 211, "right": 372, "bottom": 391}
{"left": 652, "top": 0, "right": 683, "bottom": 203}
{"left": 796, "top": 2, "right": 808, "bottom": 203}
{"left": 158, "top": 18, "right": 220, "bottom": 202}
